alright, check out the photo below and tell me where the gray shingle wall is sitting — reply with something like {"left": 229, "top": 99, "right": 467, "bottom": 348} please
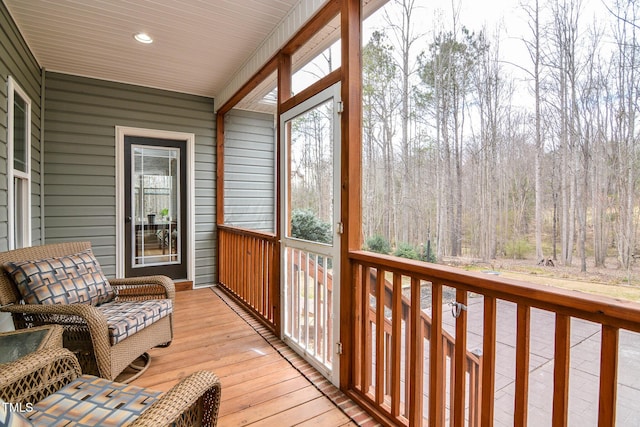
{"left": 44, "top": 72, "right": 217, "bottom": 285}
{"left": 224, "top": 109, "right": 275, "bottom": 232}
{"left": 0, "top": 2, "right": 43, "bottom": 251}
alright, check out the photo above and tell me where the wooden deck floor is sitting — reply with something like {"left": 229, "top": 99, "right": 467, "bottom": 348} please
{"left": 132, "top": 287, "right": 378, "bottom": 426}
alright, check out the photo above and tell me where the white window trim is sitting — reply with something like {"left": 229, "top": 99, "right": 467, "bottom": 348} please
{"left": 7, "top": 76, "right": 32, "bottom": 250}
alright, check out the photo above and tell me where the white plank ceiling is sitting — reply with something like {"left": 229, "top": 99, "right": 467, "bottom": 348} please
{"left": 4, "top": 0, "right": 301, "bottom": 99}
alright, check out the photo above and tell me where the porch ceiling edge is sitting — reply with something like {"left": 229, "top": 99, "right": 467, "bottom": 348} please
{"left": 213, "top": 0, "right": 327, "bottom": 111}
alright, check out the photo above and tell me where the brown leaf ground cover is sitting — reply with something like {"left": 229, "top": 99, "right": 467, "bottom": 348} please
{"left": 445, "top": 256, "right": 640, "bottom": 302}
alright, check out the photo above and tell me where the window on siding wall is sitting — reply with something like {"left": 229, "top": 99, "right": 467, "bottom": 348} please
{"left": 8, "top": 77, "right": 31, "bottom": 249}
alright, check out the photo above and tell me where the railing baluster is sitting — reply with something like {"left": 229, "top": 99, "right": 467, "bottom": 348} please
{"left": 228, "top": 234, "right": 232, "bottom": 290}
{"left": 303, "top": 250, "right": 309, "bottom": 349}
{"left": 262, "top": 239, "right": 267, "bottom": 318}
{"left": 481, "top": 296, "right": 496, "bottom": 427}
{"left": 385, "top": 329, "right": 392, "bottom": 400}
{"left": 391, "top": 273, "right": 402, "bottom": 418}
{"left": 376, "top": 269, "right": 386, "bottom": 404}
{"left": 404, "top": 302, "right": 411, "bottom": 417}
{"left": 218, "top": 230, "right": 224, "bottom": 284}
{"left": 286, "top": 248, "right": 292, "bottom": 334}
{"left": 515, "top": 304, "right": 531, "bottom": 426}
{"left": 248, "top": 236, "right": 254, "bottom": 308}
{"left": 251, "top": 236, "right": 257, "bottom": 309}
{"left": 468, "top": 357, "right": 479, "bottom": 427}
{"left": 453, "top": 289, "right": 468, "bottom": 427}
{"left": 229, "top": 231, "right": 235, "bottom": 292}
{"left": 315, "top": 254, "right": 320, "bottom": 358}
{"left": 598, "top": 325, "right": 619, "bottom": 427}
{"left": 353, "top": 263, "right": 362, "bottom": 388}
{"left": 272, "top": 240, "right": 278, "bottom": 328}
{"left": 235, "top": 232, "right": 241, "bottom": 294}
{"left": 261, "top": 239, "right": 267, "bottom": 316}
{"left": 448, "top": 337, "right": 455, "bottom": 426}
{"left": 323, "top": 256, "right": 329, "bottom": 364}
{"left": 409, "top": 277, "right": 424, "bottom": 426}
{"left": 429, "top": 282, "right": 444, "bottom": 427}
{"left": 363, "top": 266, "right": 372, "bottom": 396}
{"left": 245, "top": 236, "right": 251, "bottom": 307}
{"left": 552, "top": 314, "right": 570, "bottom": 427}
{"left": 241, "top": 234, "right": 246, "bottom": 302}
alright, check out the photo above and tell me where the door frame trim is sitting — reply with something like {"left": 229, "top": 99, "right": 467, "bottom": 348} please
{"left": 115, "top": 126, "right": 195, "bottom": 281}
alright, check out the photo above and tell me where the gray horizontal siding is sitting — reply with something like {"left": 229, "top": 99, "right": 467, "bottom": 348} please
{"left": 0, "top": 2, "right": 43, "bottom": 250}
{"left": 44, "top": 72, "right": 216, "bottom": 285}
{"left": 224, "top": 109, "right": 275, "bottom": 232}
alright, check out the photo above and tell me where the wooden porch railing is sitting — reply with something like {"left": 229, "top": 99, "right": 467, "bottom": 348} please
{"left": 217, "top": 229, "right": 640, "bottom": 426}
{"left": 366, "top": 268, "right": 482, "bottom": 426}
{"left": 217, "top": 225, "right": 277, "bottom": 331}
{"left": 349, "top": 250, "right": 640, "bottom": 427}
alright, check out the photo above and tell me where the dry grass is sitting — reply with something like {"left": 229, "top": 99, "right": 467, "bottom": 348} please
{"left": 451, "top": 256, "right": 640, "bottom": 302}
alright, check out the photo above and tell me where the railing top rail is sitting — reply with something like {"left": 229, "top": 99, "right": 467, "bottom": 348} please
{"left": 350, "top": 250, "right": 640, "bottom": 333}
{"left": 218, "top": 224, "right": 277, "bottom": 241}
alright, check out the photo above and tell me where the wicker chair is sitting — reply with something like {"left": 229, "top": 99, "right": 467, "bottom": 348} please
{"left": 0, "top": 241, "right": 175, "bottom": 382}
{"left": 0, "top": 347, "right": 221, "bottom": 426}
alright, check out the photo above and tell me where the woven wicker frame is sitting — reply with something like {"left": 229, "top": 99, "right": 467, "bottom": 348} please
{"left": 0, "top": 348, "right": 221, "bottom": 426}
{"left": 0, "top": 241, "right": 175, "bottom": 381}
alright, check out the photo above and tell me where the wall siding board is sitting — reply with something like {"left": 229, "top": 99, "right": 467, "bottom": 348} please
{"left": 46, "top": 216, "right": 114, "bottom": 227}
{"left": 223, "top": 109, "right": 275, "bottom": 232}
{"left": 46, "top": 75, "right": 214, "bottom": 112}
{"left": 44, "top": 132, "right": 115, "bottom": 146}
{"left": 45, "top": 206, "right": 110, "bottom": 217}
{"left": 225, "top": 181, "right": 273, "bottom": 190}
{"left": 46, "top": 175, "right": 114, "bottom": 186}
{"left": 226, "top": 158, "right": 274, "bottom": 168}
{"left": 45, "top": 164, "right": 115, "bottom": 176}
{"left": 0, "top": 2, "right": 43, "bottom": 252}
{"left": 46, "top": 185, "right": 116, "bottom": 197}
{"left": 44, "top": 72, "right": 217, "bottom": 286}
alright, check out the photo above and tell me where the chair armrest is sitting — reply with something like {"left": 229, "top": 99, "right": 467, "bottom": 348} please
{"left": 109, "top": 275, "right": 175, "bottom": 302}
{"left": 0, "top": 347, "right": 81, "bottom": 404}
{"left": 0, "top": 304, "right": 112, "bottom": 377}
{"left": 130, "top": 371, "right": 221, "bottom": 427}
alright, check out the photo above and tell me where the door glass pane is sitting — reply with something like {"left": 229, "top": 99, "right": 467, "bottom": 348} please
{"left": 286, "top": 99, "right": 334, "bottom": 245}
{"left": 132, "top": 146, "right": 180, "bottom": 267}
{"left": 13, "top": 93, "right": 27, "bottom": 173}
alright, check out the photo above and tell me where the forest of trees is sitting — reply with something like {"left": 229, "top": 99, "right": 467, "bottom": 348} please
{"left": 286, "top": 0, "right": 640, "bottom": 271}
{"left": 357, "top": 0, "right": 640, "bottom": 271}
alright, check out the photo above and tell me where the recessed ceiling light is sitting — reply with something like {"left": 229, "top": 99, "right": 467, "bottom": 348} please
{"left": 134, "top": 33, "right": 153, "bottom": 44}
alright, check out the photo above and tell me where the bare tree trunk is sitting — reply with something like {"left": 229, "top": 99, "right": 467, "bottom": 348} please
{"left": 611, "top": 1, "right": 639, "bottom": 269}
{"left": 533, "top": 0, "right": 544, "bottom": 262}
{"left": 399, "top": 0, "right": 414, "bottom": 244}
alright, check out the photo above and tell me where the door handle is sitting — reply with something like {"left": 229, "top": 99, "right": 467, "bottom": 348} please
{"left": 126, "top": 216, "right": 132, "bottom": 223}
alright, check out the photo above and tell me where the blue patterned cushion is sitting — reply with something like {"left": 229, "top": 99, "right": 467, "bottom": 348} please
{"left": 98, "top": 299, "right": 173, "bottom": 345}
{"left": 3, "top": 249, "right": 115, "bottom": 306}
{"left": 27, "top": 375, "right": 161, "bottom": 426}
